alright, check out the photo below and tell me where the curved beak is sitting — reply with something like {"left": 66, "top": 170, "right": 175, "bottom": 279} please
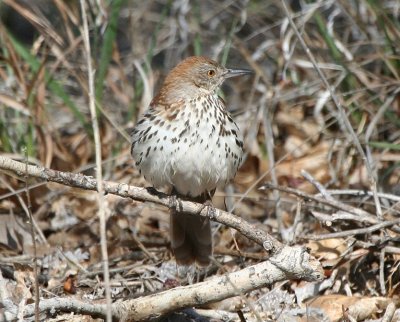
{"left": 224, "top": 68, "right": 253, "bottom": 79}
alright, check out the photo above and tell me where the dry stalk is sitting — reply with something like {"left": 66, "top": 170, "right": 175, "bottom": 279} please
{"left": 79, "top": 1, "right": 112, "bottom": 320}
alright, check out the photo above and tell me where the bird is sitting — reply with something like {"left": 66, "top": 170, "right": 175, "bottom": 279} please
{"left": 131, "top": 56, "right": 252, "bottom": 266}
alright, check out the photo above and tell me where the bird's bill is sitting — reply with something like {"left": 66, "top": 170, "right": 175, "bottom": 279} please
{"left": 224, "top": 68, "right": 253, "bottom": 78}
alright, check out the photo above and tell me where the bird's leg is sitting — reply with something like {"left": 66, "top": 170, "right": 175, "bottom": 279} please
{"left": 177, "top": 263, "right": 209, "bottom": 283}
{"left": 169, "top": 187, "right": 183, "bottom": 213}
{"left": 177, "top": 264, "right": 197, "bottom": 281}
{"left": 197, "top": 190, "right": 217, "bottom": 221}
{"left": 205, "top": 200, "right": 217, "bottom": 222}
{"left": 169, "top": 194, "right": 184, "bottom": 215}
{"left": 169, "top": 194, "right": 178, "bottom": 212}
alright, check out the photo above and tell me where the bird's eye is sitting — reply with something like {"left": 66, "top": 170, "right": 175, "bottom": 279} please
{"left": 207, "top": 69, "right": 216, "bottom": 77}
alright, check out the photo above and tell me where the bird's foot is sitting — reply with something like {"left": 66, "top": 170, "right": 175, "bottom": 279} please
{"left": 177, "top": 264, "right": 196, "bottom": 281}
{"left": 169, "top": 193, "right": 184, "bottom": 213}
{"left": 200, "top": 200, "right": 217, "bottom": 220}
{"left": 177, "top": 264, "right": 210, "bottom": 284}
{"left": 169, "top": 194, "right": 178, "bottom": 212}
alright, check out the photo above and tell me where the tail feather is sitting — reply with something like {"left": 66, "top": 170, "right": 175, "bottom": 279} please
{"left": 170, "top": 210, "right": 212, "bottom": 266}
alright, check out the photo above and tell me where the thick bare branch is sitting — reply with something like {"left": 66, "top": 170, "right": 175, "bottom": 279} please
{"left": 22, "top": 250, "right": 323, "bottom": 321}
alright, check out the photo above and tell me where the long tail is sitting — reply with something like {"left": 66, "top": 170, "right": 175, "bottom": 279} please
{"left": 170, "top": 190, "right": 213, "bottom": 266}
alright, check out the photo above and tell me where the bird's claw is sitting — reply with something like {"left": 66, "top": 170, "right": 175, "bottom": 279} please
{"left": 169, "top": 194, "right": 178, "bottom": 211}
{"left": 169, "top": 194, "right": 184, "bottom": 213}
{"left": 200, "top": 200, "right": 216, "bottom": 219}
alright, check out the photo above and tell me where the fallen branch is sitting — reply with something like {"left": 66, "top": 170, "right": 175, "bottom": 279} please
{"left": 22, "top": 250, "right": 322, "bottom": 321}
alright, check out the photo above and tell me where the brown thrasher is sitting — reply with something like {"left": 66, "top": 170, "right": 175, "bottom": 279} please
{"left": 131, "top": 56, "right": 252, "bottom": 266}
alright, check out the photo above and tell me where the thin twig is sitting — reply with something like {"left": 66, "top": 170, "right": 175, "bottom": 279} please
{"left": 79, "top": 1, "right": 112, "bottom": 320}
{"left": 262, "top": 94, "right": 283, "bottom": 236}
{"left": 322, "top": 189, "right": 400, "bottom": 203}
{"left": 0, "top": 177, "right": 47, "bottom": 244}
{"left": 24, "top": 150, "right": 40, "bottom": 322}
{"left": 307, "top": 218, "right": 400, "bottom": 240}
{"left": 379, "top": 248, "right": 386, "bottom": 295}
{"left": 301, "top": 169, "right": 333, "bottom": 201}
{"left": 262, "top": 183, "right": 376, "bottom": 220}
{"left": 290, "top": 198, "right": 303, "bottom": 244}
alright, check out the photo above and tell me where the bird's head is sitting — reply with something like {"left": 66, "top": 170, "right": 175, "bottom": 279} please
{"left": 157, "top": 56, "right": 252, "bottom": 103}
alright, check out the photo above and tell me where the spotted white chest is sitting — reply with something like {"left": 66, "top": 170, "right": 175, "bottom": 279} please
{"left": 131, "top": 94, "right": 243, "bottom": 197}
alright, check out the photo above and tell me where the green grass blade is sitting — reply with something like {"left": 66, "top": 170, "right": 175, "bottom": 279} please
{"left": 193, "top": 0, "right": 202, "bottom": 56}
{"left": 95, "top": 0, "right": 126, "bottom": 104}
{"left": 368, "top": 141, "right": 400, "bottom": 150}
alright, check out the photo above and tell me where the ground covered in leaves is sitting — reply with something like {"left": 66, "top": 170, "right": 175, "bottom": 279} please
{"left": 0, "top": 1, "right": 400, "bottom": 321}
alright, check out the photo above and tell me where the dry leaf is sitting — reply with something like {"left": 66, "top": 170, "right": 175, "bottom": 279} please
{"left": 305, "top": 295, "right": 395, "bottom": 321}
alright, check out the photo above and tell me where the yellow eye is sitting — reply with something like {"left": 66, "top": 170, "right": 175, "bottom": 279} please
{"left": 207, "top": 69, "right": 216, "bottom": 77}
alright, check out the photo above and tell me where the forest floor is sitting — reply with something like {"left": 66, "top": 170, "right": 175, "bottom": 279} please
{"left": 0, "top": 1, "right": 399, "bottom": 321}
